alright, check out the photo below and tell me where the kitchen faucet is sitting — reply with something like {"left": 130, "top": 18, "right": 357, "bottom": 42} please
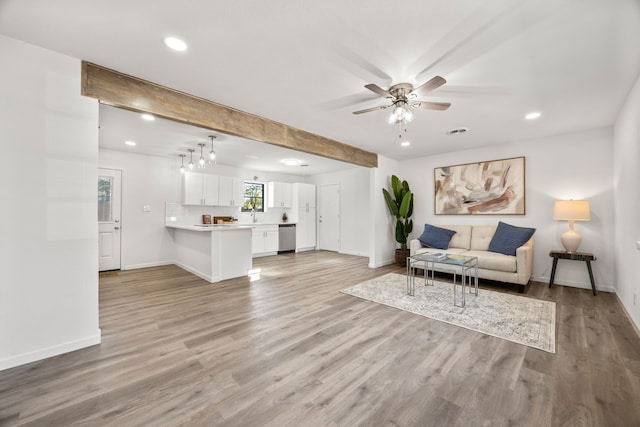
{"left": 252, "top": 209, "right": 257, "bottom": 223}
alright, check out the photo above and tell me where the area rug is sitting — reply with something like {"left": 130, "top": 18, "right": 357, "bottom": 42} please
{"left": 341, "top": 273, "right": 556, "bottom": 353}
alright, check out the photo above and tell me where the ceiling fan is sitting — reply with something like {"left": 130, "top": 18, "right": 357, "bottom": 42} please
{"left": 352, "top": 76, "right": 451, "bottom": 128}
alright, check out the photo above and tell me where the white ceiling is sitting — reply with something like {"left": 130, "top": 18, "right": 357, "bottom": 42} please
{"left": 2, "top": 0, "right": 639, "bottom": 173}
{"left": 98, "top": 104, "right": 355, "bottom": 176}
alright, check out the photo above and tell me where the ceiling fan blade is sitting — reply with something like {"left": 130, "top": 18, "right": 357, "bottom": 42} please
{"left": 411, "top": 101, "right": 451, "bottom": 111}
{"left": 352, "top": 105, "right": 390, "bottom": 115}
{"left": 364, "top": 83, "right": 391, "bottom": 98}
{"left": 413, "top": 76, "right": 447, "bottom": 95}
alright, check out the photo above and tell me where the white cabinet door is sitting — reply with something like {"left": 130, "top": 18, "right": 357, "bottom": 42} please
{"left": 219, "top": 176, "right": 244, "bottom": 207}
{"left": 252, "top": 225, "right": 279, "bottom": 256}
{"left": 252, "top": 230, "right": 264, "bottom": 254}
{"left": 183, "top": 173, "right": 220, "bottom": 205}
{"left": 267, "top": 182, "right": 292, "bottom": 208}
{"left": 203, "top": 174, "right": 219, "bottom": 205}
{"left": 264, "top": 229, "right": 279, "bottom": 253}
{"left": 296, "top": 206, "right": 316, "bottom": 250}
{"left": 301, "top": 183, "right": 316, "bottom": 208}
{"left": 306, "top": 207, "right": 317, "bottom": 247}
{"left": 293, "top": 183, "right": 316, "bottom": 209}
{"left": 182, "top": 173, "right": 205, "bottom": 205}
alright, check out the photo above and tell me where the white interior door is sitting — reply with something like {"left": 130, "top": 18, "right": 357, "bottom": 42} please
{"left": 98, "top": 168, "right": 122, "bottom": 271}
{"left": 319, "top": 184, "right": 340, "bottom": 252}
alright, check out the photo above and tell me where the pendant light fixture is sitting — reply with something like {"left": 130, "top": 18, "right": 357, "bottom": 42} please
{"left": 179, "top": 154, "right": 186, "bottom": 174}
{"left": 197, "top": 143, "right": 206, "bottom": 167}
{"left": 187, "top": 149, "right": 195, "bottom": 170}
{"left": 208, "top": 135, "right": 216, "bottom": 163}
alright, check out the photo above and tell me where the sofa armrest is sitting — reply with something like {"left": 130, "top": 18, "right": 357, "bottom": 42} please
{"left": 410, "top": 239, "right": 422, "bottom": 256}
{"left": 515, "top": 238, "right": 534, "bottom": 285}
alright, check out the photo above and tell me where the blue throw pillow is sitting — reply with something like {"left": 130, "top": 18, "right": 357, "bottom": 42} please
{"left": 418, "top": 224, "right": 457, "bottom": 250}
{"left": 488, "top": 221, "right": 536, "bottom": 256}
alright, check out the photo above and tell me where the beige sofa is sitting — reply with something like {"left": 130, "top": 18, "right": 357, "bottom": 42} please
{"left": 409, "top": 225, "right": 534, "bottom": 292}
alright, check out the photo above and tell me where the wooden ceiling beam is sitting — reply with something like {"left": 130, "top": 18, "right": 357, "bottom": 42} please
{"left": 81, "top": 62, "right": 377, "bottom": 168}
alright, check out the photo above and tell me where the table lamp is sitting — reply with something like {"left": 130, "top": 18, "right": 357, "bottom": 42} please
{"left": 553, "top": 200, "right": 590, "bottom": 253}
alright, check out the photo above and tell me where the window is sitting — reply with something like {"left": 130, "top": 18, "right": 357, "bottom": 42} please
{"left": 98, "top": 176, "right": 113, "bottom": 222}
{"left": 242, "top": 182, "right": 264, "bottom": 212}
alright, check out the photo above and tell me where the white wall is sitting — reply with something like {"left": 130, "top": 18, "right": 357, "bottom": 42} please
{"left": 399, "top": 127, "right": 615, "bottom": 291}
{"left": 99, "top": 149, "right": 181, "bottom": 269}
{"left": 309, "top": 167, "right": 371, "bottom": 258}
{"left": 370, "top": 155, "right": 401, "bottom": 267}
{"left": 613, "top": 72, "right": 640, "bottom": 330}
{"left": 0, "top": 36, "right": 100, "bottom": 370}
{"left": 99, "top": 148, "right": 309, "bottom": 266}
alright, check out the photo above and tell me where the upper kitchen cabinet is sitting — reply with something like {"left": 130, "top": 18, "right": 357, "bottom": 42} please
{"left": 267, "top": 182, "right": 292, "bottom": 208}
{"left": 182, "top": 173, "right": 219, "bottom": 205}
{"left": 219, "top": 176, "right": 244, "bottom": 207}
{"left": 293, "top": 183, "right": 316, "bottom": 208}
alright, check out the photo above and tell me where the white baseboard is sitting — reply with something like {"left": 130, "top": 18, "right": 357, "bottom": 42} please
{"left": 0, "top": 330, "right": 102, "bottom": 372}
{"left": 531, "top": 275, "right": 615, "bottom": 293}
{"left": 252, "top": 251, "right": 278, "bottom": 258}
{"left": 369, "top": 258, "right": 395, "bottom": 268}
{"left": 339, "top": 250, "right": 368, "bottom": 258}
{"left": 122, "top": 260, "right": 174, "bottom": 270}
{"left": 616, "top": 294, "right": 640, "bottom": 339}
{"left": 173, "top": 261, "right": 216, "bottom": 283}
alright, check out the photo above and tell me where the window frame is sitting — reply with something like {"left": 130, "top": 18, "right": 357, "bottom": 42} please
{"left": 241, "top": 181, "right": 265, "bottom": 212}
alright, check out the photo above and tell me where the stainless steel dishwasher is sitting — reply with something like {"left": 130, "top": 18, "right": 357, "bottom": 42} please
{"left": 278, "top": 224, "right": 296, "bottom": 254}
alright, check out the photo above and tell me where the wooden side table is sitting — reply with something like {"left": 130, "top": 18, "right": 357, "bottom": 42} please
{"left": 548, "top": 251, "right": 597, "bottom": 295}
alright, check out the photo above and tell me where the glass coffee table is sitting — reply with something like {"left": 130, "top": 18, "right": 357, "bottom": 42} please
{"left": 406, "top": 252, "right": 479, "bottom": 307}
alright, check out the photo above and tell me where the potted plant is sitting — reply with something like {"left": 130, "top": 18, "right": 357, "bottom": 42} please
{"left": 282, "top": 212, "right": 288, "bottom": 223}
{"left": 382, "top": 175, "right": 414, "bottom": 266}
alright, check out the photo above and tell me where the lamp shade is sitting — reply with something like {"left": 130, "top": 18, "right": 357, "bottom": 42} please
{"left": 553, "top": 200, "right": 590, "bottom": 221}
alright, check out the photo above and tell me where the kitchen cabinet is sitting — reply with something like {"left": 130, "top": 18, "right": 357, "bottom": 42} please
{"left": 182, "top": 173, "right": 219, "bottom": 205}
{"left": 267, "top": 182, "right": 292, "bottom": 208}
{"left": 170, "top": 225, "right": 252, "bottom": 283}
{"left": 296, "top": 207, "right": 316, "bottom": 251}
{"left": 293, "top": 183, "right": 316, "bottom": 208}
{"left": 219, "top": 176, "right": 244, "bottom": 207}
{"left": 293, "top": 183, "right": 317, "bottom": 251}
{"left": 252, "top": 225, "right": 279, "bottom": 257}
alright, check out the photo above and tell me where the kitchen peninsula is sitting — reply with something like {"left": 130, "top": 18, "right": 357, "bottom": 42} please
{"left": 166, "top": 224, "right": 253, "bottom": 283}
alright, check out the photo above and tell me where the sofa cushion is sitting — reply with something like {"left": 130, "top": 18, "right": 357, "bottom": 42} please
{"left": 470, "top": 226, "right": 497, "bottom": 250}
{"left": 488, "top": 221, "right": 536, "bottom": 256}
{"left": 418, "top": 224, "right": 456, "bottom": 249}
{"left": 442, "top": 225, "right": 472, "bottom": 249}
{"left": 465, "top": 250, "right": 517, "bottom": 273}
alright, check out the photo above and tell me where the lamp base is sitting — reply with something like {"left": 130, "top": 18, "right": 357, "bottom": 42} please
{"left": 560, "top": 229, "right": 582, "bottom": 253}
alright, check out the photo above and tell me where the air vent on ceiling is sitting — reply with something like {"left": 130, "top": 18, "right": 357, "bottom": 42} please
{"left": 446, "top": 127, "right": 469, "bottom": 135}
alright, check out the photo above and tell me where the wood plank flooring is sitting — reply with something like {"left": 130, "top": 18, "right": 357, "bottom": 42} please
{"left": 1, "top": 251, "right": 639, "bottom": 426}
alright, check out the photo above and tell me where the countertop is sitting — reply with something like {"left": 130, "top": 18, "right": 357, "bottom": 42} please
{"left": 166, "top": 223, "right": 295, "bottom": 232}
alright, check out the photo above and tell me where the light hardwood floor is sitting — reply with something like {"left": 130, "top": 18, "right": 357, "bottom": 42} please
{"left": 1, "top": 251, "right": 639, "bottom": 426}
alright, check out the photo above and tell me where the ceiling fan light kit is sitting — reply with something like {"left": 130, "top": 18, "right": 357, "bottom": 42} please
{"left": 353, "top": 76, "right": 451, "bottom": 138}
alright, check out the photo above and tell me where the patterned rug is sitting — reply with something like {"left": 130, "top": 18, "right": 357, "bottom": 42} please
{"left": 341, "top": 273, "right": 556, "bottom": 353}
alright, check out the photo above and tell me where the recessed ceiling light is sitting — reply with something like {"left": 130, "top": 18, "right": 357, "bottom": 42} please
{"left": 446, "top": 127, "right": 469, "bottom": 135}
{"left": 125, "top": 140, "right": 137, "bottom": 146}
{"left": 141, "top": 113, "right": 155, "bottom": 121}
{"left": 525, "top": 112, "right": 541, "bottom": 120}
{"left": 164, "top": 37, "right": 187, "bottom": 52}
{"left": 401, "top": 141, "right": 411, "bottom": 147}
{"left": 281, "top": 158, "right": 302, "bottom": 166}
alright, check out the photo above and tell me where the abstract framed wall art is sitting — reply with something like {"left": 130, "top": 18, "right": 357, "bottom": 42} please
{"left": 434, "top": 156, "right": 526, "bottom": 215}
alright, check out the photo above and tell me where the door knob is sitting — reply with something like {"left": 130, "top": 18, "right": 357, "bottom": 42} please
{"left": 115, "top": 219, "right": 120, "bottom": 223}
{"left": 114, "top": 226, "right": 120, "bottom": 230}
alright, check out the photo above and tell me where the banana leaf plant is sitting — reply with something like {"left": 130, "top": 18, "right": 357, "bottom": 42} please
{"left": 382, "top": 175, "right": 414, "bottom": 250}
